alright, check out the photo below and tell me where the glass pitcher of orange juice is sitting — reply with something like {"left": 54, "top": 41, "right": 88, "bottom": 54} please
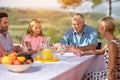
{"left": 41, "top": 48, "right": 53, "bottom": 60}
{"left": 40, "top": 36, "right": 53, "bottom": 60}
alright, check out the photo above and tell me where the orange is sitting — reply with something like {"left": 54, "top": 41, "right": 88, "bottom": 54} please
{"left": 8, "top": 52, "right": 18, "bottom": 61}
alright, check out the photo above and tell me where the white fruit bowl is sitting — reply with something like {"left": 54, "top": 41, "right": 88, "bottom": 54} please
{"left": 3, "top": 63, "right": 32, "bottom": 73}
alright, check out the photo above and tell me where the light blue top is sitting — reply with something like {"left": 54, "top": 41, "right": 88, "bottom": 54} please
{"left": 60, "top": 24, "right": 98, "bottom": 47}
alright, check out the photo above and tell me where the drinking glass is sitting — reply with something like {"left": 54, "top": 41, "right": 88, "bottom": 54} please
{"left": 43, "top": 36, "right": 51, "bottom": 49}
{"left": 34, "top": 42, "right": 46, "bottom": 61}
{"left": 59, "top": 44, "right": 67, "bottom": 60}
{"left": 38, "top": 42, "right": 46, "bottom": 54}
{"left": 51, "top": 43, "right": 59, "bottom": 57}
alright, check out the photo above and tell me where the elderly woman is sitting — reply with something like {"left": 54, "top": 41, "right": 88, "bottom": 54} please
{"left": 75, "top": 17, "right": 120, "bottom": 80}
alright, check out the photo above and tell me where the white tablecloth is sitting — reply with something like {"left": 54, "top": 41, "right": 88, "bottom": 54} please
{"left": 0, "top": 53, "right": 106, "bottom": 80}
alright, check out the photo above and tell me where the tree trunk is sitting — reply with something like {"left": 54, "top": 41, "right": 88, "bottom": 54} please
{"left": 106, "top": 0, "right": 112, "bottom": 16}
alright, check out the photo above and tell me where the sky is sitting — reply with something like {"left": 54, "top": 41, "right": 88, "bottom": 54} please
{"left": 0, "top": 0, "right": 120, "bottom": 18}
{"left": 0, "top": 0, "right": 61, "bottom": 9}
{"left": 0, "top": 0, "right": 94, "bottom": 12}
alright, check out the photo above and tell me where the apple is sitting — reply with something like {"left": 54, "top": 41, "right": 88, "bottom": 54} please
{"left": 26, "top": 59, "right": 32, "bottom": 64}
{"left": 14, "top": 59, "right": 22, "bottom": 65}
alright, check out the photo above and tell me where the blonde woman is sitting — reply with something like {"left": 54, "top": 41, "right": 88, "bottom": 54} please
{"left": 75, "top": 17, "right": 120, "bottom": 80}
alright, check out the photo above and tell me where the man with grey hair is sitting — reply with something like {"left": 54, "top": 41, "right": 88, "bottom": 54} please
{"left": 60, "top": 13, "right": 98, "bottom": 52}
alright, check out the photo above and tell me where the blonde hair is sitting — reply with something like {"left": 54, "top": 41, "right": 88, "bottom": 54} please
{"left": 98, "top": 17, "right": 116, "bottom": 33}
{"left": 27, "top": 19, "right": 43, "bottom": 36}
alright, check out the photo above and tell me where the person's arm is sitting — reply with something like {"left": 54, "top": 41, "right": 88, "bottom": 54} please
{"left": 22, "top": 35, "right": 32, "bottom": 51}
{"left": 11, "top": 45, "right": 23, "bottom": 53}
{"left": 73, "top": 45, "right": 107, "bottom": 56}
{"left": 108, "top": 42, "right": 118, "bottom": 80}
{"left": 0, "top": 45, "right": 5, "bottom": 56}
{"left": 66, "top": 44, "right": 97, "bottom": 52}
{"left": 25, "top": 41, "right": 32, "bottom": 51}
{"left": 60, "top": 28, "right": 73, "bottom": 45}
{"left": 60, "top": 33, "right": 69, "bottom": 45}
{"left": 0, "top": 46, "right": 5, "bottom": 63}
{"left": 77, "top": 44, "right": 96, "bottom": 51}
{"left": 60, "top": 36, "right": 68, "bottom": 44}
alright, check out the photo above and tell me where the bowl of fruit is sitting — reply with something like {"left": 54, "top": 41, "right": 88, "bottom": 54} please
{"left": 2, "top": 52, "right": 33, "bottom": 73}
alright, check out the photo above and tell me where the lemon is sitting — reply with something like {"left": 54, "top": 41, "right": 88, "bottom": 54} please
{"left": 17, "top": 56, "right": 26, "bottom": 62}
{"left": 2, "top": 56, "right": 12, "bottom": 64}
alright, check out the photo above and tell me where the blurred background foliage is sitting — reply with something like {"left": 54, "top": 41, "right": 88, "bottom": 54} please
{"left": 0, "top": 7, "right": 120, "bottom": 44}
{"left": 57, "top": 0, "right": 103, "bottom": 8}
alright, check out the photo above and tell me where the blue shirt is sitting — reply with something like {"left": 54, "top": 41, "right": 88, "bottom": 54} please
{"left": 60, "top": 25, "right": 98, "bottom": 47}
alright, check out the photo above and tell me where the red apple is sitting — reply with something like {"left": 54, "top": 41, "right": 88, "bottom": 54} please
{"left": 14, "top": 59, "right": 22, "bottom": 65}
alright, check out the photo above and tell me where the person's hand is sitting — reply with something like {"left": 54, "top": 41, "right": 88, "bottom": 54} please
{"left": 52, "top": 43, "right": 62, "bottom": 49}
{"left": 12, "top": 45, "right": 22, "bottom": 53}
{"left": 66, "top": 45, "right": 76, "bottom": 52}
{"left": 73, "top": 49, "right": 84, "bottom": 56}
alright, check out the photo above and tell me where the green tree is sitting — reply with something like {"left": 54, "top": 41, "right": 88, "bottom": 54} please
{"left": 57, "top": 0, "right": 82, "bottom": 8}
